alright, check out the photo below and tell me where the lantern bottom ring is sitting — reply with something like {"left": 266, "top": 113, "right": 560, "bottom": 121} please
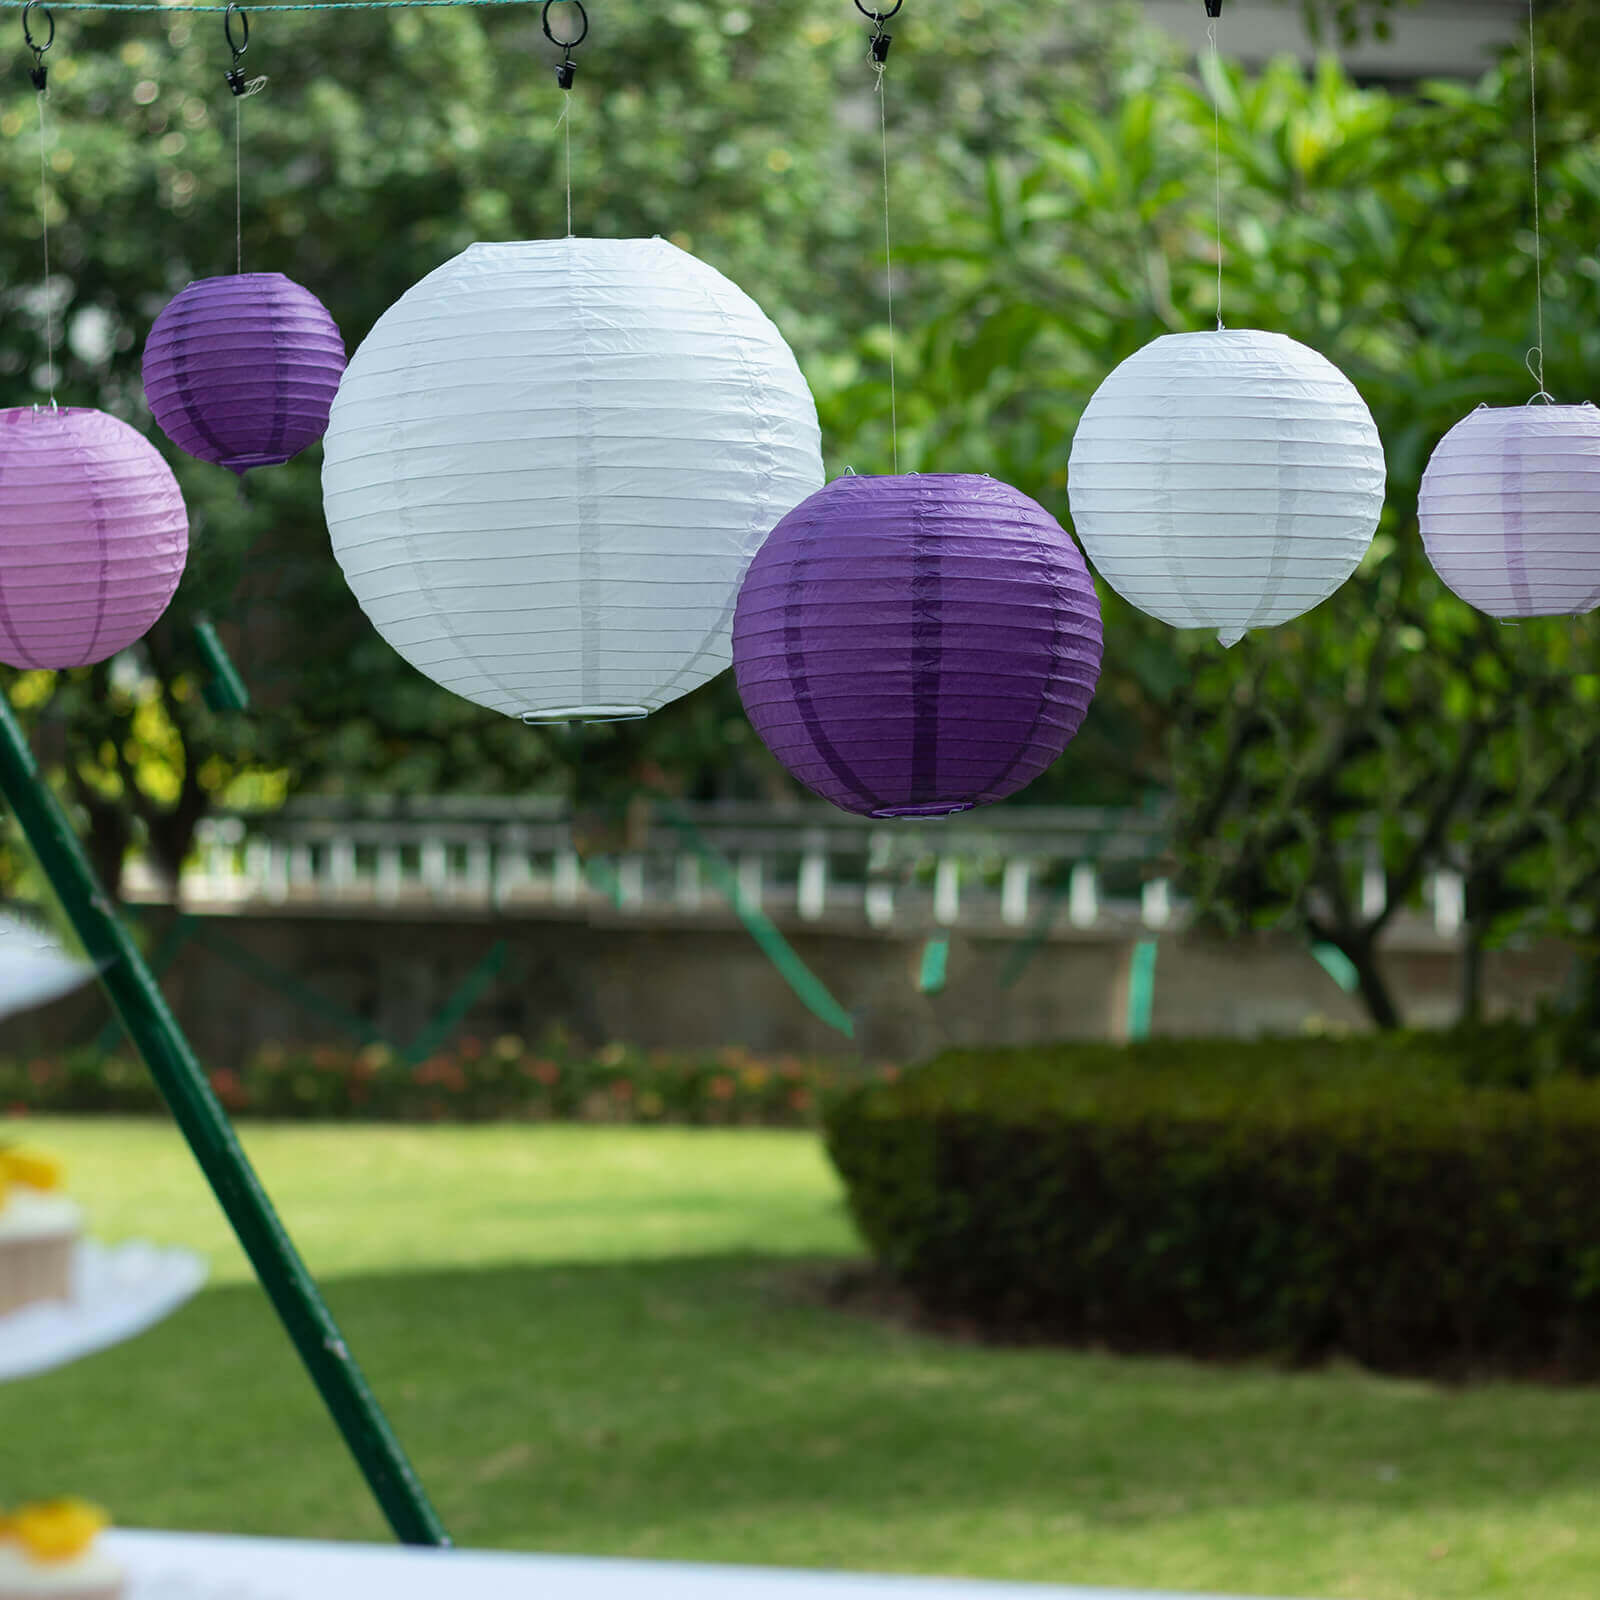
{"left": 869, "top": 800, "right": 977, "bottom": 820}
{"left": 222, "top": 451, "right": 294, "bottom": 476}
{"left": 520, "top": 705, "right": 652, "bottom": 726}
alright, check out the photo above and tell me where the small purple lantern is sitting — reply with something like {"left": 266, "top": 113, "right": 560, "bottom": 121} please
{"left": 0, "top": 407, "right": 189, "bottom": 669}
{"left": 733, "top": 474, "right": 1104, "bottom": 818}
{"left": 142, "top": 272, "right": 345, "bottom": 476}
{"left": 1419, "top": 403, "right": 1600, "bottom": 618}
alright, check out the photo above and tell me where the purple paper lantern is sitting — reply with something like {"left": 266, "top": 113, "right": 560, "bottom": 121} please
{"left": 0, "top": 407, "right": 189, "bottom": 669}
{"left": 733, "top": 474, "right": 1104, "bottom": 818}
{"left": 142, "top": 272, "right": 346, "bottom": 476}
{"left": 1419, "top": 403, "right": 1600, "bottom": 618}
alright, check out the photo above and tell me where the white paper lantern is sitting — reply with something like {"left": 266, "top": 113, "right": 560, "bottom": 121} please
{"left": 1067, "top": 329, "right": 1387, "bottom": 645}
{"left": 322, "top": 238, "right": 824, "bottom": 722}
{"left": 1419, "top": 402, "right": 1600, "bottom": 619}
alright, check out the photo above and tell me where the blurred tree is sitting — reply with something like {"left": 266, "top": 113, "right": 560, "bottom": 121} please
{"left": 836, "top": 46, "right": 1600, "bottom": 1024}
{"left": 0, "top": 0, "right": 1145, "bottom": 888}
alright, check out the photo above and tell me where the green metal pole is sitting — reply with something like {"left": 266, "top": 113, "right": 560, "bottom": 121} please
{"left": 0, "top": 690, "right": 448, "bottom": 1549}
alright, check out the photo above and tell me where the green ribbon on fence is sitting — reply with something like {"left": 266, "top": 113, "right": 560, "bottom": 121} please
{"left": 917, "top": 936, "right": 950, "bottom": 995}
{"left": 1126, "top": 938, "right": 1159, "bottom": 1041}
{"left": 998, "top": 871, "right": 1073, "bottom": 990}
{"left": 1311, "top": 942, "right": 1360, "bottom": 994}
{"left": 95, "top": 911, "right": 198, "bottom": 1053}
{"left": 657, "top": 801, "right": 855, "bottom": 1039}
{"left": 403, "top": 940, "right": 509, "bottom": 1064}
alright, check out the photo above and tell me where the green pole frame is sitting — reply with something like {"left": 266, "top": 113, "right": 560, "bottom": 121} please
{"left": 0, "top": 691, "right": 448, "bottom": 1549}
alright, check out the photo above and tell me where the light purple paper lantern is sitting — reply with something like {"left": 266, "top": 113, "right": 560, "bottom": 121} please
{"left": 0, "top": 407, "right": 189, "bottom": 669}
{"left": 732, "top": 473, "right": 1104, "bottom": 818}
{"left": 142, "top": 272, "right": 346, "bottom": 476}
{"left": 1419, "top": 402, "right": 1600, "bottom": 618}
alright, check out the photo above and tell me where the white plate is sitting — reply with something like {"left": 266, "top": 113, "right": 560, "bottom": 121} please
{"left": 0, "top": 1239, "right": 208, "bottom": 1382}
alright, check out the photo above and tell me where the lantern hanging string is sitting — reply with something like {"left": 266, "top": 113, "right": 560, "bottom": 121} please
{"left": 1525, "top": 0, "right": 1551, "bottom": 402}
{"left": 22, "top": 3, "right": 57, "bottom": 406}
{"left": 1208, "top": 14, "right": 1223, "bottom": 332}
{"left": 543, "top": 1, "right": 585, "bottom": 236}
{"left": 223, "top": 7, "right": 268, "bottom": 273}
{"left": 859, "top": 0, "right": 901, "bottom": 474}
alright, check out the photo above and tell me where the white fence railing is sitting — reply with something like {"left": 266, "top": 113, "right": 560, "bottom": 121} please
{"left": 122, "top": 799, "right": 1469, "bottom": 943}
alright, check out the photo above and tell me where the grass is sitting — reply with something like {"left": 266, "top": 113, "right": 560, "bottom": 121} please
{"left": 3, "top": 1119, "right": 1600, "bottom": 1599}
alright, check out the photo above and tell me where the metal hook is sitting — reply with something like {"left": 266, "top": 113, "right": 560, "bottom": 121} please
{"left": 22, "top": 1, "right": 53, "bottom": 91}
{"left": 542, "top": 0, "right": 588, "bottom": 86}
{"left": 224, "top": 3, "right": 248, "bottom": 60}
{"left": 853, "top": 0, "right": 904, "bottom": 19}
{"left": 224, "top": 4, "right": 253, "bottom": 95}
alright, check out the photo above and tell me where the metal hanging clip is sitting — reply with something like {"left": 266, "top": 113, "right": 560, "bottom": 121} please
{"left": 543, "top": 0, "right": 588, "bottom": 90}
{"left": 224, "top": 4, "right": 251, "bottom": 94}
{"left": 22, "top": 2, "right": 53, "bottom": 92}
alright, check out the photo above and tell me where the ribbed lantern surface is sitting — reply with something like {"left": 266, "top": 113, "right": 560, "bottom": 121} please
{"left": 322, "top": 238, "right": 824, "bottom": 723}
{"left": 732, "top": 474, "right": 1103, "bottom": 818}
{"left": 1419, "top": 403, "right": 1600, "bottom": 618}
{"left": 143, "top": 272, "right": 346, "bottom": 475}
{"left": 0, "top": 407, "right": 188, "bottom": 669}
{"left": 1068, "top": 329, "right": 1386, "bottom": 645}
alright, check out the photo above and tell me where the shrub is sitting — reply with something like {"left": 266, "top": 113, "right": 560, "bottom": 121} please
{"left": 822, "top": 1036, "right": 1600, "bottom": 1376}
{"left": 0, "top": 1033, "right": 888, "bottom": 1129}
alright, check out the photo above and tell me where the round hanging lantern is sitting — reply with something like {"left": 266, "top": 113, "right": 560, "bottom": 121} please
{"left": 0, "top": 407, "right": 188, "bottom": 670}
{"left": 142, "top": 272, "right": 346, "bottom": 476}
{"left": 732, "top": 474, "right": 1103, "bottom": 818}
{"left": 1067, "top": 329, "right": 1386, "bottom": 645}
{"left": 322, "top": 238, "right": 824, "bottom": 723}
{"left": 1418, "top": 402, "right": 1600, "bottom": 619}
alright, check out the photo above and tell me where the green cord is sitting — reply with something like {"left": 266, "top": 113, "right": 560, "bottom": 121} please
{"left": 1, "top": 1, "right": 539, "bottom": 12}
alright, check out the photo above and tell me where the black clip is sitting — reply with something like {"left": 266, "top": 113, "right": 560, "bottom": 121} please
{"left": 224, "top": 4, "right": 250, "bottom": 95}
{"left": 543, "top": 0, "right": 588, "bottom": 91}
{"left": 1204, "top": 0, "right": 1222, "bottom": 15}
{"left": 22, "top": 2, "right": 53, "bottom": 92}
{"left": 855, "top": 1, "right": 901, "bottom": 67}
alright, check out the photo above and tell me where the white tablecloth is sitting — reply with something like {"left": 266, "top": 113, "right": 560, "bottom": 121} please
{"left": 107, "top": 1531, "right": 1289, "bottom": 1600}
{"left": 0, "top": 1240, "right": 207, "bottom": 1381}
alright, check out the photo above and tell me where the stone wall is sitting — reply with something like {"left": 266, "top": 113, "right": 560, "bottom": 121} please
{"left": 0, "top": 907, "right": 1570, "bottom": 1067}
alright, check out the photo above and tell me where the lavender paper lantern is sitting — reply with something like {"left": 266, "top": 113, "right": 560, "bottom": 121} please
{"left": 143, "top": 273, "right": 345, "bottom": 476}
{"left": 1419, "top": 402, "right": 1600, "bottom": 619}
{"left": 0, "top": 407, "right": 188, "bottom": 669}
{"left": 733, "top": 474, "right": 1103, "bottom": 818}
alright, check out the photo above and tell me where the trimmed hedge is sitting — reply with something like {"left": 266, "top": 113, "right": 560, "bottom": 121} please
{"left": 0, "top": 1034, "right": 890, "bottom": 1127}
{"left": 822, "top": 1035, "right": 1600, "bottom": 1375}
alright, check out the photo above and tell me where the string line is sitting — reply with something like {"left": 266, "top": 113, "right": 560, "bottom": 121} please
{"left": 1526, "top": 0, "right": 1550, "bottom": 401}
{"left": 235, "top": 89, "right": 243, "bottom": 273}
{"left": 1208, "top": 17, "right": 1223, "bottom": 331}
{"left": 873, "top": 46, "right": 898, "bottom": 474}
{"left": 36, "top": 89, "right": 56, "bottom": 407}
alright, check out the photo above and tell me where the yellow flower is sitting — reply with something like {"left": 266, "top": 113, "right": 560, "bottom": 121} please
{"left": 0, "top": 1148, "right": 64, "bottom": 1192}
{"left": 0, "top": 1500, "right": 108, "bottom": 1562}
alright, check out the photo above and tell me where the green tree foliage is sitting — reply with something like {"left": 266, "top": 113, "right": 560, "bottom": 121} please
{"left": 841, "top": 46, "right": 1600, "bottom": 1024}
{"left": 0, "top": 0, "right": 1142, "bottom": 886}
{"left": 4, "top": 4, "right": 1600, "bottom": 1032}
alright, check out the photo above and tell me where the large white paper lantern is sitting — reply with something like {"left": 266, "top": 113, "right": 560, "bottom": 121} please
{"left": 322, "top": 238, "right": 824, "bottom": 722}
{"left": 1067, "top": 329, "right": 1387, "bottom": 645}
{"left": 1419, "top": 402, "right": 1600, "bottom": 619}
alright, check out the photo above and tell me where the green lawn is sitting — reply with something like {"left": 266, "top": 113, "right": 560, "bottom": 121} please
{"left": 4, "top": 1120, "right": 1600, "bottom": 1600}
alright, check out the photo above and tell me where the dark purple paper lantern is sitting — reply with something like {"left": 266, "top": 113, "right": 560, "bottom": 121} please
{"left": 732, "top": 473, "right": 1104, "bottom": 818}
{"left": 142, "top": 272, "right": 346, "bottom": 476}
